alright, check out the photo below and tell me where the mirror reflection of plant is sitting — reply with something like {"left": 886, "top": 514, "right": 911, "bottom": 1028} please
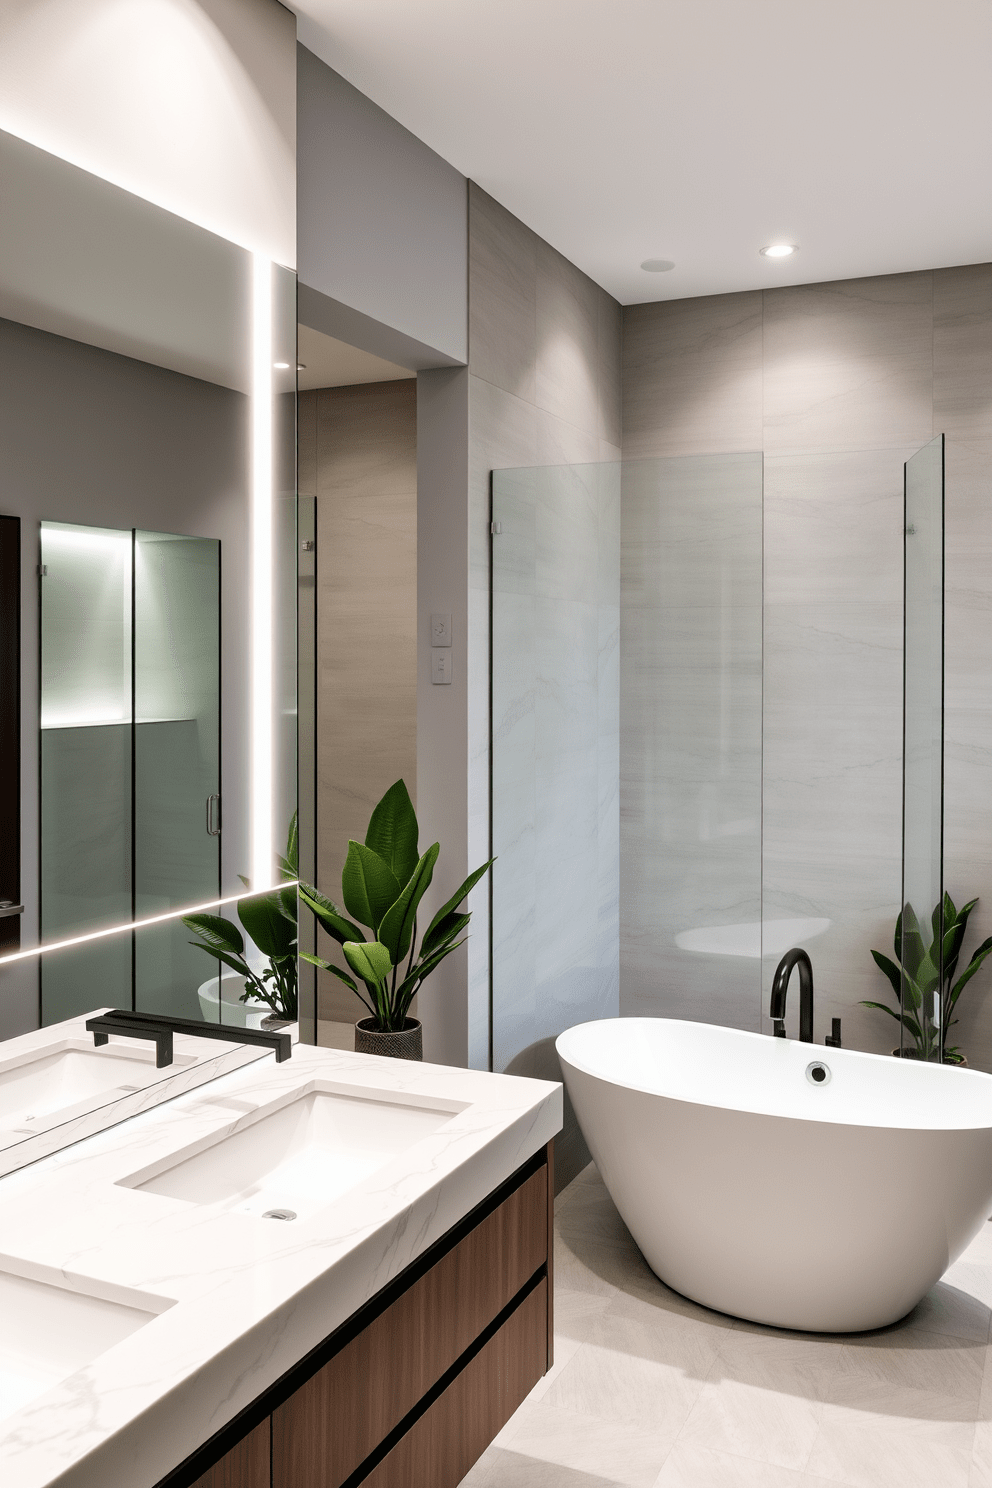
{"left": 864, "top": 893, "right": 992, "bottom": 1063}
{"left": 299, "top": 780, "right": 492, "bottom": 1034}
{"left": 183, "top": 814, "right": 299, "bottom": 1023}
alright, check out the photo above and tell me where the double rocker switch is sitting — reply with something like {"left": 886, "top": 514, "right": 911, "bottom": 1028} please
{"left": 431, "top": 612, "right": 452, "bottom": 685}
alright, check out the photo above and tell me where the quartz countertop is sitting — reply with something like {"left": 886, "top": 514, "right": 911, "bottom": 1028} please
{"left": 0, "top": 1040, "right": 562, "bottom": 1488}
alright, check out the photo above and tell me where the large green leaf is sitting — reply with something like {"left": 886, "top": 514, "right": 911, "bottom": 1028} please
{"left": 949, "top": 936, "right": 992, "bottom": 1008}
{"left": 238, "top": 891, "right": 296, "bottom": 959}
{"left": 899, "top": 903, "right": 926, "bottom": 979}
{"left": 394, "top": 936, "right": 468, "bottom": 1018}
{"left": 343, "top": 939, "right": 393, "bottom": 987}
{"left": 421, "top": 911, "right": 471, "bottom": 960}
{"left": 342, "top": 842, "right": 401, "bottom": 934}
{"left": 870, "top": 949, "right": 902, "bottom": 1004}
{"left": 422, "top": 859, "right": 494, "bottom": 946}
{"left": 181, "top": 914, "right": 244, "bottom": 957}
{"left": 298, "top": 883, "right": 366, "bottom": 946}
{"left": 279, "top": 810, "right": 299, "bottom": 879}
{"left": 187, "top": 941, "right": 254, "bottom": 984}
{"left": 379, "top": 844, "right": 439, "bottom": 965}
{"left": 365, "top": 780, "right": 420, "bottom": 889}
{"left": 300, "top": 951, "right": 356, "bottom": 989}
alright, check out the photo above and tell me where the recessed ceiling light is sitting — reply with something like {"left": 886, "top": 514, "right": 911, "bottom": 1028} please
{"left": 274, "top": 361, "right": 290, "bottom": 369}
{"left": 760, "top": 244, "right": 798, "bottom": 258}
{"left": 641, "top": 258, "right": 675, "bottom": 272}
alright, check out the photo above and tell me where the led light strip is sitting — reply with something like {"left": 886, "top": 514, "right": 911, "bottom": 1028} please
{"left": 251, "top": 252, "right": 275, "bottom": 895}
{"left": 0, "top": 885, "right": 299, "bottom": 968}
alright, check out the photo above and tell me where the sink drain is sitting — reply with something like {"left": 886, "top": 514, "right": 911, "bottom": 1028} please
{"left": 263, "top": 1208, "right": 297, "bottom": 1221}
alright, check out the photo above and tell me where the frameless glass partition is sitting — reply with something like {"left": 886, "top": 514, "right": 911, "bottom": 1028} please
{"left": 491, "top": 462, "right": 620, "bottom": 1075}
{"left": 901, "top": 434, "right": 946, "bottom": 1060}
{"left": 621, "top": 454, "right": 763, "bottom": 1028}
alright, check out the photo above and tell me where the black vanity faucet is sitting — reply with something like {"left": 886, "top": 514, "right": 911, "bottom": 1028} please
{"left": 770, "top": 948, "right": 815, "bottom": 1043}
{"left": 85, "top": 1008, "right": 292, "bottom": 1069}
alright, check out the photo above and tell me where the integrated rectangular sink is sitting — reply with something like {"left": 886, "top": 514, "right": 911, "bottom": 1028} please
{"left": 0, "top": 1267, "right": 170, "bottom": 1424}
{"left": 0, "top": 1039, "right": 195, "bottom": 1133}
{"left": 125, "top": 1087, "right": 462, "bottom": 1222}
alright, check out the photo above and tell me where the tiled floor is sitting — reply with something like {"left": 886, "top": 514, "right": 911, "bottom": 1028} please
{"left": 460, "top": 1162, "right": 992, "bottom": 1488}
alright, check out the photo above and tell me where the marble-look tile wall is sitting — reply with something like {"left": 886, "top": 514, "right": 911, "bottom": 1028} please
{"left": 299, "top": 379, "right": 418, "bottom": 1024}
{"left": 621, "top": 265, "right": 992, "bottom": 1067}
{"left": 469, "top": 185, "right": 621, "bottom": 1180}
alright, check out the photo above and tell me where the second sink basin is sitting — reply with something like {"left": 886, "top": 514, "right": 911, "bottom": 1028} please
{"left": 0, "top": 1039, "right": 195, "bottom": 1133}
{"left": 123, "top": 1086, "right": 462, "bottom": 1221}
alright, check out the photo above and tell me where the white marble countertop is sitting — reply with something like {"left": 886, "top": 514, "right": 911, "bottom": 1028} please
{"left": 0, "top": 1041, "right": 562, "bottom": 1488}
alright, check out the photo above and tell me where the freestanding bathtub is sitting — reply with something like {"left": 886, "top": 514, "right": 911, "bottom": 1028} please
{"left": 556, "top": 1017, "right": 992, "bottom": 1332}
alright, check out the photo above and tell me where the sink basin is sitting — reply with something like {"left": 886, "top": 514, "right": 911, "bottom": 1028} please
{"left": 125, "top": 1087, "right": 462, "bottom": 1221}
{"left": 0, "top": 1039, "right": 195, "bottom": 1133}
{"left": 0, "top": 1267, "right": 169, "bottom": 1423}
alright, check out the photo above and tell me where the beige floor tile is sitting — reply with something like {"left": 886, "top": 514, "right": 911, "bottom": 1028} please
{"left": 543, "top": 1335, "right": 705, "bottom": 1438}
{"left": 498, "top": 1403, "right": 671, "bottom": 1487}
{"left": 467, "top": 1444, "right": 634, "bottom": 1487}
{"left": 652, "top": 1442, "right": 812, "bottom": 1487}
{"left": 838, "top": 1328, "right": 984, "bottom": 1408}
{"left": 902, "top": 1280, "right": 992, "bottom": 1344}
{"left": 676, "top": 1370, "right": 821, "bottom": 1472}
{"left": 970, "top": 1419, "right": 992, "bottom": 1485}
{"left": 807, "top": 1386, "right": 974, "bottom": 1488}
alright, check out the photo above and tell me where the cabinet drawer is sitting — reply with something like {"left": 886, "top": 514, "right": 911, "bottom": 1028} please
{"left": 359, "top": 1279, "right": 548, "bottom": 1488}
{"left": 189, "top": 1419, "right": 269, "bottom": 1488}
{"left": 272, "top": 1164, "right": 548, "bottom": 1488}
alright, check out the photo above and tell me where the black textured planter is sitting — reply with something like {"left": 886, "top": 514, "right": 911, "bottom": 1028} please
{"left": 355, "top": 1017, "right": 423, "bottom": 1061}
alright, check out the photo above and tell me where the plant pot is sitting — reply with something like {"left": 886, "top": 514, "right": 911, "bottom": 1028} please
{"left": 197, "top": 971, "right": 269, "bottom": 1029}
{"left": 261, "top": 1015, "right": 299, "bottom": 1044}
{"left": 355, "top": 1017, "right": 423, "bottom": 1061}
{"left": 892, "top": 1047, "right": 968, "bottom": 1067}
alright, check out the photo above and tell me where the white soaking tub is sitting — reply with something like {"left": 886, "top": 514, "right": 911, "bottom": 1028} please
{"left": 556, "top": 1017, "right": 992, "bottom": 1333}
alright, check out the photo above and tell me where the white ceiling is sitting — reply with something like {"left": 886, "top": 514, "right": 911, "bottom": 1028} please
{"left": 292, "top": 0, "right": 992, "bottom": 305}
{"left": 297, "top": 325, "right": 413, "bottom": 389}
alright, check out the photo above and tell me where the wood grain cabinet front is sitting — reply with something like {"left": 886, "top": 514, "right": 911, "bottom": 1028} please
{"left": 156, "top": 1146, "right": 553, "bottom": 1488}
{"left": 271, "top": 1163, "right": 548, "bottom": 1488}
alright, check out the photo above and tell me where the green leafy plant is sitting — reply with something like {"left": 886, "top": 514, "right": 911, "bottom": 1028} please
{"left": 299, "top": 780, "right": 493, "bottom": 1033}
{"left": 183, "top": 814, "right": 299, "bottom": 1022}
{"left": 863, "top": 892, "right": 992, "bottom": 1063}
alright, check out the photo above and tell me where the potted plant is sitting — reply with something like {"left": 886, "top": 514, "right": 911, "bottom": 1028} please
{"left": 183, "top": 816, "right": 299, "bottom": 1029}
{"left": 863, "top": 892, "right": 992, "bottom": 1065}
{"left": 299, "top": 780, "right": 492, "bottom": 1060}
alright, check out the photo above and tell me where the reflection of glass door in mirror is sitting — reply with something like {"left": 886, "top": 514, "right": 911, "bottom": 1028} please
{"left": 133, "top": 532, "right": 220, "bottom": 1021}
{"left": 39, "top": 524, "right": 220, "bottom": 1024}
{"left": 40, "top": 522, "right": 133, "bottom": 1020}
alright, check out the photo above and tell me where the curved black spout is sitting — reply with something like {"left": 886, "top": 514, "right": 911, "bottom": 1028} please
{"left": 770, "top": 948, "right": 814, "bottom": 1043}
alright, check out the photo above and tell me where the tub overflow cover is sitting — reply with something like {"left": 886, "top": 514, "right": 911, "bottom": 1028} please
{"left": 805, "top": 1062, "right": 831, "bottom": 1086}
{"left": 263, "top": 1208, "right": 297, "bottom": 1221}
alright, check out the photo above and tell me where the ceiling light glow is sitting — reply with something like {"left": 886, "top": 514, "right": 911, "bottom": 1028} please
{"left": 273, "top": 361, "right": 290, "bottom": 369}
{"left": 760, "top": 244, "right": 798, "bottom": 258}
{"left": 251, "top": 254, "right": 275, "bottom": 896}
{"left": 641, "top": 259, "right": 675, "bottom": 272}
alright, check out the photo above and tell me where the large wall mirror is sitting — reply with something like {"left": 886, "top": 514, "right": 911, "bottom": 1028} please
{"left": 0, "top": 126, "right": 298, "bottom": 1039}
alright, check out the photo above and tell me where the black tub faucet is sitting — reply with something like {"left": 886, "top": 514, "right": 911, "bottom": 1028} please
{"left": 770, "top": 948, "right": 815, "bottom": 1043}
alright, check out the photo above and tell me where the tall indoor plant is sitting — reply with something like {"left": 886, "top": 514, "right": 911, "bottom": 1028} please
{"left": 182, "top": 816, "right": 299, "bottom": 1025}
{"left": 299, "top": 780, "right": 492, "bottom": 1059}
{"left": 864, "top": 892, "right": 992, "bottom": 1064}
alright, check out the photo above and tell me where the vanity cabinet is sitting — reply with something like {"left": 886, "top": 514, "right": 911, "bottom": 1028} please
{"left": 172, "top": 1143, "right": 553, "bottom": 1488}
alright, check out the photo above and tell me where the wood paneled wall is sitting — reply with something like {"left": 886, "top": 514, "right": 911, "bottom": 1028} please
{"left": 298, "top": 379, "right": 417, "bottom": 1024}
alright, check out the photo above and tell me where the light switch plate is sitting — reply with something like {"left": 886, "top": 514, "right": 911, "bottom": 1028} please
{"left": 431, "top": 612, "right": 452, "bottom": 646}
{"left": 431, "top": 649, "right": 452, "bottom": 685}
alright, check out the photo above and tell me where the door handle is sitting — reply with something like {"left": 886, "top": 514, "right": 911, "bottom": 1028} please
{"left": 206, "top": 794, "right": 221, "bottom": 836}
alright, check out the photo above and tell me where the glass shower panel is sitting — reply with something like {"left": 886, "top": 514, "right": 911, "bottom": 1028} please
{"left": 491, "top": 462, "right": 620, "bottom": 1075}
{"left": 40, "top": 521, "right": 133, "bottom": 1020}
{"left": 133, "top": 531, "right": 221, "bottom": 1021}
{"left": 902, "top": 435, "right": 945, "bottom": 1060}
{"left": 621, "top": 454, "right": 763, "bottom": 1028}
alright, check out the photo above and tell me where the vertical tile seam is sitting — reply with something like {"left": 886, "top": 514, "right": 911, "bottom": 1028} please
{"left": 759, "top": 288, "right": 766, "bottom": 1034}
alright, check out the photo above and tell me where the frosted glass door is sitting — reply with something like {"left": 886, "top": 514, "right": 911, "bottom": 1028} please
{"left": 133, "top": 531, "right": 220, "bottom": 1020}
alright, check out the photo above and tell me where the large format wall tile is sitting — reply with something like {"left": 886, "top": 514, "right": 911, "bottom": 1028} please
{"left": 934, "top": 264, "right": 992, "bottom": 441}
{"left": 535, "top": 238, "right": 601, "bottom": 437}
{"left": 762, "top": 273, "right": 933, "bottom": 455}
{"left": 622, "top": 294, "right": 762, "bottom": 459}
{"left": 469, "top": 184, "right": 537, "bottom": 402}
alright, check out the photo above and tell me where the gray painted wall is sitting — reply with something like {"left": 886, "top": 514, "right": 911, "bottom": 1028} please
{"left": 297, "top": 45, "right": 467, "bottom": 368}
{"left": 621, "top": 265, "right": 992, "bottom": 1069}
{"left": 0, "top": 317, "right": 251, "bottom": 1039}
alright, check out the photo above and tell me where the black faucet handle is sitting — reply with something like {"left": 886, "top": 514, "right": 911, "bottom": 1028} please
{"left": 824, "top": 1017, "right": 842, "bottom": 1048}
